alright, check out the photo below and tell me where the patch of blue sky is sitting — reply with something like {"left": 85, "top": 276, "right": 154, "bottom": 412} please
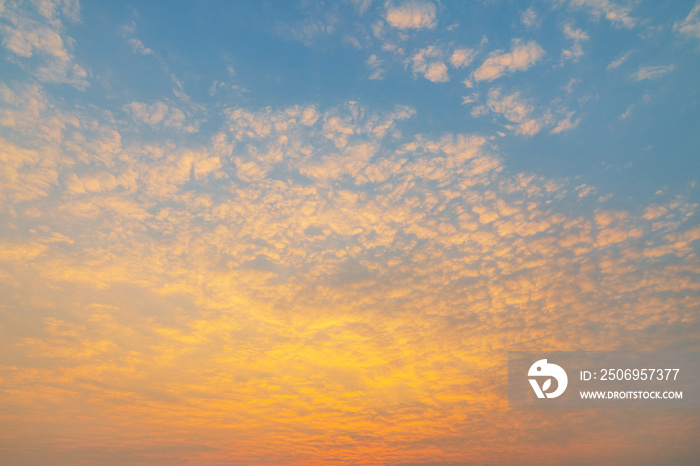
{"left": 3, "top": 0, "right": 698, "bottom": 201}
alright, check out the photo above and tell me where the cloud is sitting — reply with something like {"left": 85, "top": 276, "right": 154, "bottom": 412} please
{"left": 423, "top": 62, "right": 448, "bottom": 82}
{"left": 1, "top": 15, "right": 699, "bottom": 460}
{"left": 473, "top": 88, "right": 578, "bottom": 137}
{"left": 619, "top": 104, "right": 634, "bottom": 119}
{"left": 631, "top": 65, "right": 674, "bottom": 81}
{"left": 674, "top": 4, "right": 700, "bottom": 41}
{"left": 343, "top": 35, "right": 362, "bottom": 49}
{"left": 559, "top": 0, "right": 636, "bottom": 29}
{"left": 450, "top": 48, "right": 476, "bottom": 68}
{"left": 124, "top": 101, "right": 196, "bottom": 132}
{"left": 607, "top": 50, "right": 632, "bottom": 69}
{"left": 475, "top": 87, "right": 548, "bottom": 136}
{"left": 385, "top": 0, "right": 437, "bottom": 29}
{"left": 574, "top": 183, "right": 597, "bottom": 197}
{"left": 521, "top": 7, "right": 539, "bottom": 28}
{"left": 561, "top": 23, "right": 589, "bottom": 62}
{"left": 551, "top": 112, "right": 580, "bottom": 133}
{"left": 0, "top": 0, "right": 89, "bottom": 89}
{"left": 366, "top": 54, "right": 385, "bottom": 80}
{"left": 0, "top": 137, "right": 58, "bottom": 206}
{"left": 643, "top": 205, "right": 668, "bottom": 220}
{"left": 127, "top": 38, "right": 152, "bottom": 55}
{"left": 473, "top": 40, "right": 545, "bottom": 82}
{"left": 462, "top": 92, "right": 479, "bottom": 105}
{"left": 409, "top": 46, "right": 449, "bottom": 82}
{"left": 2, "top": 89, "right": 698, "bottom": 464}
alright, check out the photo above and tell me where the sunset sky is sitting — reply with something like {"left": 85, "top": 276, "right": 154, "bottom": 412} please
{"left": 1, "top": 0, "right": 699, "bottom": 464}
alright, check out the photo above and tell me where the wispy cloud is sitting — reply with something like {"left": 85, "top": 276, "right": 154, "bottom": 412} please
{"left": 607, "top": 50, "right": 633, "bottom": 69}
{"left": 559, "top": 0, "right": 636, "bottom": 29}
{"left": 521, "top": 7, "right": 540, "bottom": 28}
{"left": 283, "top": 14, "right": 339, "bottom": 45}
{"left": 674, "top": 3, "right": 700, "bottom": 41}
{"left": 631, "top": 65, "right": 674, "bottom": 81}
{"left": 127, "top": 38, "right": 152, "bottom": 55}
{"left": 561, "top": 23, "right": 589, "bottom": 62}
{"left": 366, "top": 54, "right": 385, "bottom": 79}
{"left": 551, "top": 111, "right": 580, "bottom": 133}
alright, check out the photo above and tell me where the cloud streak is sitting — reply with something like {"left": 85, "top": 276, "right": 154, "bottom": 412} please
{"left": 632, "top": 65, "right": 675, "bottom": 81}
{"left": 674, "top": 4, "right": 700, "bottom": 41}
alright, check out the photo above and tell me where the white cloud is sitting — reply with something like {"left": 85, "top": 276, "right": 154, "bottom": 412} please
{"left": 620, "top": 104, "right": 634, "bottom": 119}
{"left": 124, "top": 101, "right": 193, "bottom": 132}
{"left": 385, "top": 0, "right": 437, "bottom": 30}
{"left": 409, "top": 46, "right": 449, "bottom": 82}
{"left": 563, "top": 78, "right": 579, "bottom": 93}
{"left": 674, "top": 4, "right": 700, "bottom": 41}
{"left": 563, "top": 23, "right": 589, "bottom": 42}
{"left": 473, "top": 40, "right": 545, "bottom": 82}
{"left": 424, "top": 62, "right": 448, "bottom": 82}
{"left": 301, "top": 107, "right": 319, "bottom": 126}
{"left": 481, "top": 88, "right": 544, "bottom": 137}
{"left": 551, "top": 112, "right": 580, "bottom": 133}
{"left": 461, "top": 92, "right": 479, "bottom": 105}
{"left": 561, "top": 23, "right": 589, "bottom": 62}
{"left": 521, "top": 7, "right": 539, "bottom": 28}
{"left": 128, "top": 38, "right": 152, "bottom": 55}
{"left": 366, "top": 54, "right": 385, "bottom": 80}
{"left": 575, "top": 183, "right": 597, "bottom": 197}
{"left": 631, "top": 65, "right": 674, "bottom": 81}
{"left": 449, "top": 48, "right": 476, "bottom": 68}
{"left": 474, "top": 88, "right": 575, "bottom": 137}
{"left": 560, "top": 0, "right": 636, "bottom": 29}
{"left": 607, "top": 51, "right": 632, "bottom": 70}
{"left": 0, "top": 0, "right": 89, "bottom": 89}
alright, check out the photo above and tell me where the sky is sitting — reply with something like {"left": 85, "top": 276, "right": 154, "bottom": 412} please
{"left": 0, "top": 0, "right": 699, "bottom": 464}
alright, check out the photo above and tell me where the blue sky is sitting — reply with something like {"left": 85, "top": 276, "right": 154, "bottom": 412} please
{"left": 40, "top": 0, "right": 699, "bottom": 198}
{"left": 1, "top": 1, "right": 699, "bottom": 464}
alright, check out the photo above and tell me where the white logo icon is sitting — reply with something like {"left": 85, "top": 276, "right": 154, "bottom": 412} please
{"left": 528, "top": 359, "right": 568, "bottom": 399}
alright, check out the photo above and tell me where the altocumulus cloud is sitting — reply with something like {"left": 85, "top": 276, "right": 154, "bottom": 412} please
{"left": 1, "top": 0, "right": 699, "bottom": 464}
